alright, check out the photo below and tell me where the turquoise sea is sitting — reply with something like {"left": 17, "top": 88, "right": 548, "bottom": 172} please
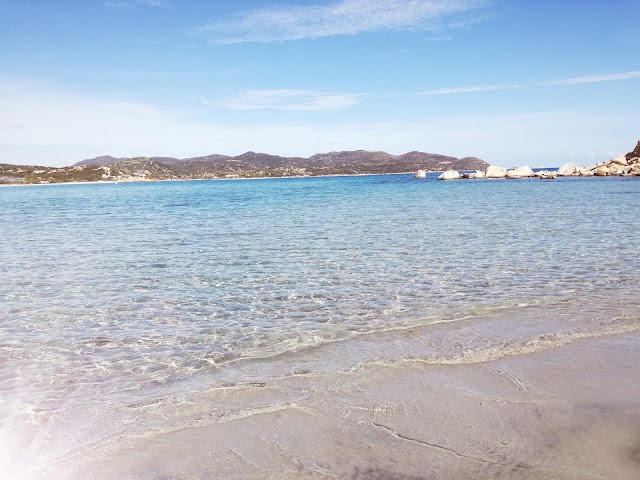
{"left": 1, "top": 173, "right": 640, "bottom": 478}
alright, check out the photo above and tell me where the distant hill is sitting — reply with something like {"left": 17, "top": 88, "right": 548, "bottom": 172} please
{"left": 1, "top": 150, "right": 489, "bottom": 184}
{"left": 73, "top": 150, "right": 488, "bottom": 178}
{"left": 73, "top": 155, "right": 123, "bottom": 167}
{"left": 453, "top": 157, "right": 487, "bottom": 170}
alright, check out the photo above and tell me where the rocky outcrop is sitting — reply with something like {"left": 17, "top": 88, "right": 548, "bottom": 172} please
{"left": 417, "top": 141, "right": 640, "bottom": 184}
{"left": 610, "top": 155, "right": 628, "bottom": 166}
{"left": 485, "top": 166, "right": 508, "bottom": 178}
{"left": 557, "top": 142, "right": 640, "bottom": 177}
{"left": 536, "top": 170, "right": 558, "bottom": 179}
{"left": 625, "top": 141, "right": 640, "bottom": 160}
{"left": 460, "top": 170, "right": 485, "bottom": 179}
{"left": 415, "top": 170, "right": 427, "bottom": 179}
{"left": 437, "top": 169, "right": 461, "bottom": 180}
{"left": 578, "top": 165, "right": 596, "bottom": 176}
{"left": 558, "top": 163, "right": 578, "bottom": 176}
{"left": 506, "top": 166, "right": 535, "bottom": 178}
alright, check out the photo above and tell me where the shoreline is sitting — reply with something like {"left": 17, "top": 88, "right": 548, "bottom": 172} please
{"left": 7, "top": 297, "right": 640, "bottom": 480}
{"left": 24, "top": 329, "right": 639, "bottom": 480}
{"left": 0, "top": 171, "right": 417, "bottom": 188}
{"left": 5, "top": 168, "right": 638, "bottom": 188}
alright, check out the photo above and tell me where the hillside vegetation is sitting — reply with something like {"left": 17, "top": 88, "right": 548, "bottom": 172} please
{"left": 1, "top": 150, "right": 488, "bottom": 184}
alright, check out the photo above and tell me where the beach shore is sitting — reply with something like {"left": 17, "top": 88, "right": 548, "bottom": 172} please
{"left": 41, "top": 330, "right": 639, "bottom": 480}
{"left": 0, "top": 171, "right": 417, "bottom": 187}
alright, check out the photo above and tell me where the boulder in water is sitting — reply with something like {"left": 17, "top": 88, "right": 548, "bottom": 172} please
{"left": 415, "top": 170, "right": 427, "bottom": 179}
{"left": 485, "top": 165, "right": 507, "bottom": 178}
{"left": 506, "top": 166, "right": 535, "bottom": 178}
{"left": 537, "top": 170, "right": 557, "bottom": 179}
{"left": 594, "top": 165, "right": 609, "bottom": 176}
{"left": 577, "top": 165, "right": 595, "bottom": 176}
{"left": 437, "top": 169, "right": 461, "bottom": 180}
{"left": 557, "top": 163, "right": 578, "bottom": 176}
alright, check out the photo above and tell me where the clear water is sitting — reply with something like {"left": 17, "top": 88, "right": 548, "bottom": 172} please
{"left": 1, "top": 174, "right": 639, "bottom": 478}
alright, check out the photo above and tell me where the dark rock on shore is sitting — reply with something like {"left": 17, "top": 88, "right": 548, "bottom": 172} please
{"left": 625, "top": 140, "right": 640, "bottom": 160}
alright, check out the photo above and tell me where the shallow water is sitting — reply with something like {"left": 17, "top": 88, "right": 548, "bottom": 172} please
{"left": 1, "top": 174, "right": 639, "bottom": 478}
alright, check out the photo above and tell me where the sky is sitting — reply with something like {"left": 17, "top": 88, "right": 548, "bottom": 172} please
{"left": 1, "top": 0, "right": 639, "bottom": 167}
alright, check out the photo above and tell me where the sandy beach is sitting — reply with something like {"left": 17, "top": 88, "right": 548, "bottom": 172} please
{"left": 20, "top": 328, "right": 638, "bottom": 480}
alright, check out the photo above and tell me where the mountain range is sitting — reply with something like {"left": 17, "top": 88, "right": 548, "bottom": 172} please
{"left": 74, "top": 150, "right": 488, "bottom": 178}
{"left": 1, "top": 150, "right": 488, "bottom": 184}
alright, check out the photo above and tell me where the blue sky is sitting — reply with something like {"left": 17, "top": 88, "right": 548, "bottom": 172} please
{"left": 1, "top": 0, "right": 639, "bottom": 167}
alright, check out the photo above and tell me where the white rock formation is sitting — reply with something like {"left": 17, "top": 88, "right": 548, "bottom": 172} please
{"left": 415, "top": 170, "right": 427, "bottom": 179}
{"left": 485, "top": 166, "right": 507, "bottom": 178}
{"left": 437, "top": 169, "right": 461, "bottom": 180}
{"left": 506, "top": 166, "right": 535, "bottom": 178}
{"left": 469, "top": 170, "right": 485, "bottom": 179}
{"left": 577, "top": 165, "right": 595, "bottom": 176}
{"left": 594, "top": 165, "right": 609, "bottom": 176}
{"left": 557, "top": 163, "right": 578, "bottom": 176}
{"left": 536, "top": 170, "right": 557, "bottom": 179}
{"left": 578, "top": 167, "right": 595, "bottom": 176}
{"left": 610, "top": 155, "right": 628, "bottom": 166}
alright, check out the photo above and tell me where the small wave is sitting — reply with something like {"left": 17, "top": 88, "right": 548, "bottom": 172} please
{"left": 366, "top": 320, "right": 640, "bottom": 368}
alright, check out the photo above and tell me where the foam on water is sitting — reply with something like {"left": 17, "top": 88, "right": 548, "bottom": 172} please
{"left": 1, "top": 174, "right": 639, "bottom": 478}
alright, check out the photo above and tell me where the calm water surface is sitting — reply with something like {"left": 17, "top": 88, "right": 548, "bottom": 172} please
{"left": 1, "top": 173, "right": 639, "bottom": 477}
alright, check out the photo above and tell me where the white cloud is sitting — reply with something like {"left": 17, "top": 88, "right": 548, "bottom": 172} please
{"left": 418, "top": 70, "right": 640, "bottom": 95}
{"left": 191, "top": 0, "right": 491, "bottom": 44}
{"left": 424, "top": 34, "right": 454, "bottom": 41}
{"left": 198, "top": 89, "right": 365, "bottom": 111}
{"left": 418, "top": 83, "right": 524, "bottom": 95}
{"left": 104, "top": 0, "right": 166, "bottom": 8}
{"left": 542, "top": 70, "right": 640, "bottom": 85}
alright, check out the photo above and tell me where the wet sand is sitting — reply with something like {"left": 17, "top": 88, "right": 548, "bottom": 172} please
{"left": 45, "top": 331, "right": 640, "bottom": 480}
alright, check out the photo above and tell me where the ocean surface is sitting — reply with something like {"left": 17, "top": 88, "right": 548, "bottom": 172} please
{"left": 1, "top": 173, "right": 640, "bottom": 478}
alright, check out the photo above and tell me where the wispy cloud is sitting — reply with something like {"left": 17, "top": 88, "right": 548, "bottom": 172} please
{"left": 542, "top": 70, "right": 640, "bottom": 85}
{"left": 104, "top": 0, "right": 166, "bottom": 8}
{"left": 191, "top": 0, "right": 491, "bottom": 44}
{"left": 424, "top": 34, "right": 454, "bottom": 41}
{"left": 417, "top": 70, "right": 640, "bottom": 95}
{"left": 193, "top": 89, "right": 366, "bottom": 111}
{"left": 419, "top": 83, "right": 523, "bottom": 95}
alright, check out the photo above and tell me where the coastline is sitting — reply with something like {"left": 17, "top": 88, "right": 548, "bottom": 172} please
{"left": 28, "top": 329, "right": 640, "bottom": 480}
{"left": 0, "top": 171, "right": 417, "bottom": 188}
